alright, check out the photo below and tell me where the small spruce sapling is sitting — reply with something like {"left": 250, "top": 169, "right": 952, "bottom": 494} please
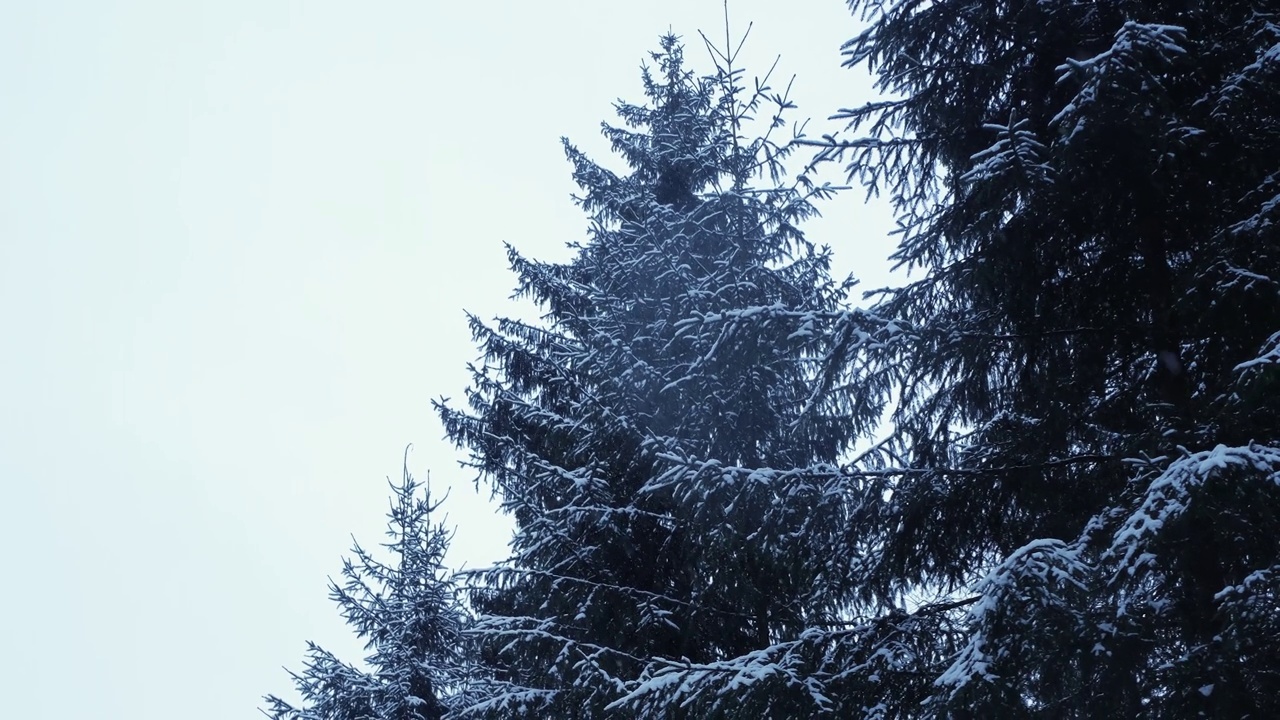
{"left": 264, "top": 458, "right": 466, "bottom": 720}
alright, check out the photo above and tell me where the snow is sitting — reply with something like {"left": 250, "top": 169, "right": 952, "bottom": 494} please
{"left": 1051, "top": 23, "right": 1189, "bottom": 142}
{"left": 1235, "top": 330, "right": 1280, "bottom": 372}
{"left": 960, "top": 117, "right": 1054, "bottom": 186}
{"left": 935, "top": 539, "right": 1089, "bottom": 697}
{"left": 1110, "top": 444, "right": 1280, "bottom": 575}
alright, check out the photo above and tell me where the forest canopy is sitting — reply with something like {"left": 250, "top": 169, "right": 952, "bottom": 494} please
{"left": 270, "top": 2, "right": 1280, "bottom": 717}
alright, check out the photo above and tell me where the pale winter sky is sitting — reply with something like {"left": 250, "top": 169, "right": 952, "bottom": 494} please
{"left": 0, "top": 1, "right": 895, "bottom": 717}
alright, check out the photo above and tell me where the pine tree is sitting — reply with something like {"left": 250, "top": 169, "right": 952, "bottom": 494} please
{"left": 437, "top": 34, "right": 878, "bottom": 718}
{"left": 265, "top": 461, "right": 467, "bottom": 720}
{"left": 779, "top": 0, "right": 1280, "bottom": 716}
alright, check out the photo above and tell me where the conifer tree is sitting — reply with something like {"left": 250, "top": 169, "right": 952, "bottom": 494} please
{"left": 265, "top": 463, "right": 467, "bottom": 720}
{"left": 766, "top": 0, "right": 1280, "bottom": 716}
{"left": 437, "top": 34, "right": 878, "bottom": 719}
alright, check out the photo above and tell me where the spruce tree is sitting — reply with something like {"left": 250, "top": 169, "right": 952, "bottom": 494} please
{"left": 437, "top": 34, "right": 877, "bottom": 719}
{"left": 265, "top": 463, "right": 466, "bottom": 720}
{"left": 772, "top": 0, "right": 1280, "bottom": 716}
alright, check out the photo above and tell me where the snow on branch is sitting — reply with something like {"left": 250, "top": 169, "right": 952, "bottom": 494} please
{"left": 452, "top": 684, "right": 558, "bottom": 719}
{"left": 1214, "top": 563, "right": 1279, "bottom": 612}
{"left": 934, "top": 540, "right": 1090, "bottom": 701}
{"left": 1213, "top": 20, "right": 1280, "bottom": 119}
{"left": 1109, "top": 444, "right": 1280, "bottom": 577}
{"left": 609, "top": 597, "right": 975, "bottom": 719}
{"left": 672, "top": 304, "right": 900, "bottom": 343}
{"left": 1051, "top": 22, "right": 1189, "bottom": 143}
{"left": 960, "top": 116, "right": 1054, "bottom": 186}
{"left": 642, "top": 451, "right": 1116, "bottom": 497}
{"left": 1235, "top": 330, "right": 1280, "bottom": 372}
{"left": 607, "top": 633, "right": 835, "bottom": 717}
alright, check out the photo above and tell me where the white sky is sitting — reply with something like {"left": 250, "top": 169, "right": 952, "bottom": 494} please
{"left": 0, "top": 2, "right": 894, "bottom": 717}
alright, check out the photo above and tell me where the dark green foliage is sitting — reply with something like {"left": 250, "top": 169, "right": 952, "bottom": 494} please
{"left": 436, "top": 35, "right": 875, "bottom": 718}
{"left": 800, "top": 0, "right": 1280, "bottom": 716}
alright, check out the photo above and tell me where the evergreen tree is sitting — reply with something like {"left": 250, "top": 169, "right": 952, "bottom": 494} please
{"left": 437, "top": 34, "right": 877, "bottom": 718}
{"left": 772, "top": 0, "right": 1280, "bottom": 716}
{"left": 265, "top": 462, "right": 466, "bottom": 720}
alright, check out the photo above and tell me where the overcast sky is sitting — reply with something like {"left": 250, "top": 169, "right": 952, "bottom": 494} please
{"left": 0, "top": 2, "right": 895, "bottom": 717}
